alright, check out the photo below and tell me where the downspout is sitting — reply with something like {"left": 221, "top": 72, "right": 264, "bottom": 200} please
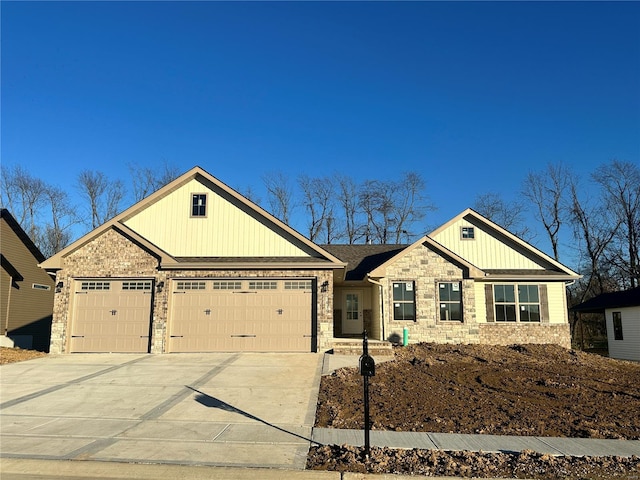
{"left": 366, "top": 275, "right": 384, "bottom": 341}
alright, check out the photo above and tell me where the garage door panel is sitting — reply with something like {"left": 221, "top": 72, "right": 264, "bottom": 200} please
{"left": 69, "top": 280, "right": 152, "bottom": 353}
{"left": 168, "top": 280, "right": 313, "bottom": 352}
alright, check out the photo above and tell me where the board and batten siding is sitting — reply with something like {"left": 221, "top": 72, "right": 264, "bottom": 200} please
{"left": 123, "top": 179, "right": 309, "bottom": 257}
{"left": 432, "top": 218, "right": 545, "bottom": 270}
{"left": 606, "top": 307, "right": 640, "bottom": 362}
{"left": 474, "top": 281, "right": 568, "bottom": 324}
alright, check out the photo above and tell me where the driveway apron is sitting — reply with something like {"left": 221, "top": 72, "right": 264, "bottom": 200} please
{"left": 0, "top": 353, "right": 324, "bottom": 470}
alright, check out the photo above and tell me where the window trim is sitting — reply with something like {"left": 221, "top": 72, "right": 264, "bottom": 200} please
{"left": 461, "top": 226, "right": 475, "bottom": 240}
{"left": 392, "top": 281, "right": 416, "bottom": 321}
{"left": 612, "top": 311, "right": 623, "bottom": 341}
{"left": 438, "top": 281, "right": 463, "bottom": 322}
{"left": 191, "top": 193, "right": 208, "bottom": 218}
{"left": 493, "top": 283, "right": 541, "bottom": 323}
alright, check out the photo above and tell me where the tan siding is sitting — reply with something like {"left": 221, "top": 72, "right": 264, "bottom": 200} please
{"left": 123, "top": 179, "right": 309, "bottom": 257}
{"left": 545, "top": 282, "right": 569, "bottom": 324}
{"left": 432, "top": 218, "right": 544, "bottom": 270}
{"left": 1, "top": 219, "right": 54, "bottom": 340}
{"left": 475, "top": 282, "right": 488, "bottom": 323}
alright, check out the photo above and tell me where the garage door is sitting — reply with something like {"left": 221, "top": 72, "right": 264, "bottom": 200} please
{"left": 168, "top": 279, "right": 314, "bottom": 352}
{"left": 69, "top": 279, "right": 153, "bottom": 353}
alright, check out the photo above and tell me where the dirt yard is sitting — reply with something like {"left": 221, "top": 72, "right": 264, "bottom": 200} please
{"left": 308, "top": 343, "right": 640, "bottom": 478}
{"left": 0, "top": 347, "right": 47, "bottom": 365}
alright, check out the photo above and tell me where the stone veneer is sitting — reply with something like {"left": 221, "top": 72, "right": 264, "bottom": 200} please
{"left": 479, "top": 323, "right": 571, "bottom": 349}
{"left": 382, "top": 243, "right": 480, "bottom": 345}
{"left": 49, "top": 228, "right": 334, "bottom": 354}
{"left": 380, "top": 243, "right": 571, "bottom": 348}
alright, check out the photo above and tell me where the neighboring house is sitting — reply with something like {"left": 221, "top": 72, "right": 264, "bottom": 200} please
{"left": 1, "top": 209, "right": 55, "bottom": 351}
{"left": 571, "top": 287, "right": 640, "bottom": 362}
{"left": 41, "top": 167, "right": 580, "bottom": 354}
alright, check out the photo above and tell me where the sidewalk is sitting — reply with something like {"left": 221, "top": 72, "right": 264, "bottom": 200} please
{"left": 312, "top": 427, "right": 640, "bottom": 457}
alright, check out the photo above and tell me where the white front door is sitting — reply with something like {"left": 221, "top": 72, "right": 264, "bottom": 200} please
{"left": 342, "top": 290, "right": 363, "bottom": 335}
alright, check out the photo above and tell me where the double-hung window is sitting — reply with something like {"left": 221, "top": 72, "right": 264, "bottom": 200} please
{"left": 439, "top": 282, "right": 462, "bottom": 321}
{"left": 494, "top": 284, "right": 540, "bottom": 322}
{"left": 393, "top": 282, "right": 415, "bottom": 321}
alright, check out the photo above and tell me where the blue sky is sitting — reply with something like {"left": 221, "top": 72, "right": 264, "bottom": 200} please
{"left": 2, "top": 2, "right": 639, "bottom": 261}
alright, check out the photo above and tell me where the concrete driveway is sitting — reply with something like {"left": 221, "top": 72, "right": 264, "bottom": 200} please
{"left": 0, "top": 352, "right": 323, "bottom": 470}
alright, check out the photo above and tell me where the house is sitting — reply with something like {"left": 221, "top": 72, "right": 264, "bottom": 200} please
{"left": 41, "top": 167, "right": 580, "bottom": 354}
{"left": 571, "top": 287, "right": 640, "bottom": 362}
{"left": 1, "top": 209, "right": 55, "bottom": 351}
{"left": 324, "top": 209, "right": 580, "bottom": 349}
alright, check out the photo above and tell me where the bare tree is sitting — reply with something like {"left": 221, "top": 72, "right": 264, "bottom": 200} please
{"left": 522, "top": 163, "right": 573, "bottom": 261}
{"left": 392, "top": 171, "right": 430, "bottom": 243}
{"left": 1, "top": 165, "right": 47, "bottom": 240}
{"left": 569, "top": 179, "right": 620, "bottom": 300}
{"left": 77, "top": 170, "right": 125, "bottom": 229}
{"left": 359, "top": 179, "right": 396, "bottom": 244}
{"left": 473, "top": 192, "right": 531, "bottom": 240}
{"left": 38, "top": 186, "right": 79, "bottom": 257}
{"left": 262, "top": 171, "right": 294, "bottom": 224}
{"left": 128, "top": 163, "right": 180, "bottom": 201}
{"left": 298, "top": 175, "right": 335, "bottom": 242}
{"left": 591, "top": 160, "right": 640, "bottom": 288}
{"left": 336, "top": 174, "right": 360, "bottom": 244}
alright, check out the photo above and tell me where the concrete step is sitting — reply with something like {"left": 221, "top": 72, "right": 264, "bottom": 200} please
{"left": 331, "top": 339, "right": 394, "bottom": 356}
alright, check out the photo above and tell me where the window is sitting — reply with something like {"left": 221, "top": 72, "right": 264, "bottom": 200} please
{"left": 439, "top": 282, "right": 462, "bottom": 321}
{"left": 494, "top": 284, "right": 540, "bottom": 322}
{"left": 213, "top": 281, "right": 242, "bottom": 290}
{"left": 285, "top": 280, "right": 312, "bottom": 290}
{"left": 81, "top": 281, "right": 110, "bottom": 291}
{"left": 248, "top": 280, "right": 277, "bottom": 290}
{"left": 176, "top": 281, "right": 206, "bottom": 290}
{"left": 191, "top": 194, "right": 207, "bottom": 217}
{"left": 612, "top": 312, "right": 623, "bottom": 340}
{"left": 461, "top": 227, "right": 475, "bottom": 239}
{"left": 393, "top": 282, "right": 415, "bottom": 321}
{"left": 122, "top": 281, "right": 152, "bottom": 291}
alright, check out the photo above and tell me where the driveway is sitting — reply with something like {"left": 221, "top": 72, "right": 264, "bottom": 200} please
{"left": 0, "top": 352, "right": 323, "bottom": 470}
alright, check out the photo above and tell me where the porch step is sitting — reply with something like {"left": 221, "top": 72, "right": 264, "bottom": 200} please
{"left": 331, "top": 339, "right": 394, "bottom": 356}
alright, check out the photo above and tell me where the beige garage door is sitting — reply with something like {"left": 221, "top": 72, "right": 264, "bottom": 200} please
{"left": 69, "top": 279, "right": 153, "bottom": 353}
{"left": 168, "top": 279, "right": 314, "bottom": 352}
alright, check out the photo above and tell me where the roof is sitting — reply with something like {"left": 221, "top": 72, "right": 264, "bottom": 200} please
{"left": 40, "top": 166, "right": 345, "bottom": 271}
{"left": 571, "top": 287, "right": 640, "bottom": 313}
{"left": 320, "top": 244, "right": 407, "bottom": 281}
{"left": 1, "top": 209, "right": 46, "bottom": 263}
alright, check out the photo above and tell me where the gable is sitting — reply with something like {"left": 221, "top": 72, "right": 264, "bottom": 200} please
{"left": 431, "top": 213, "right": 560, "bottom": 271}
{"left": 41, "top": 167, "right": 345, "bottom": 271}
{"left": 122, "top": 177, "right": 311, "bottom": 257}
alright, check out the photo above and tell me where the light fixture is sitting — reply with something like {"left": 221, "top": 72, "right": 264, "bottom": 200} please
{"left": 55, "top": 281, "right": 64, "bottom": 293}
{"left": 321, "top": 281, "right": 329, "bottom": 293}
{"left": 156, "top": 281, "right": 164, "bottom": 293}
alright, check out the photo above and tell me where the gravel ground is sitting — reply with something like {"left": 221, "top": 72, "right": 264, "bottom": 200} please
{"left": 0, "top": 347, "right": 47, "bottom": 365}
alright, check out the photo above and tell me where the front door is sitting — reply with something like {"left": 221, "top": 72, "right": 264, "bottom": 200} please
{"left": 342, "top": 290, "right": 363, "bottom": 335}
